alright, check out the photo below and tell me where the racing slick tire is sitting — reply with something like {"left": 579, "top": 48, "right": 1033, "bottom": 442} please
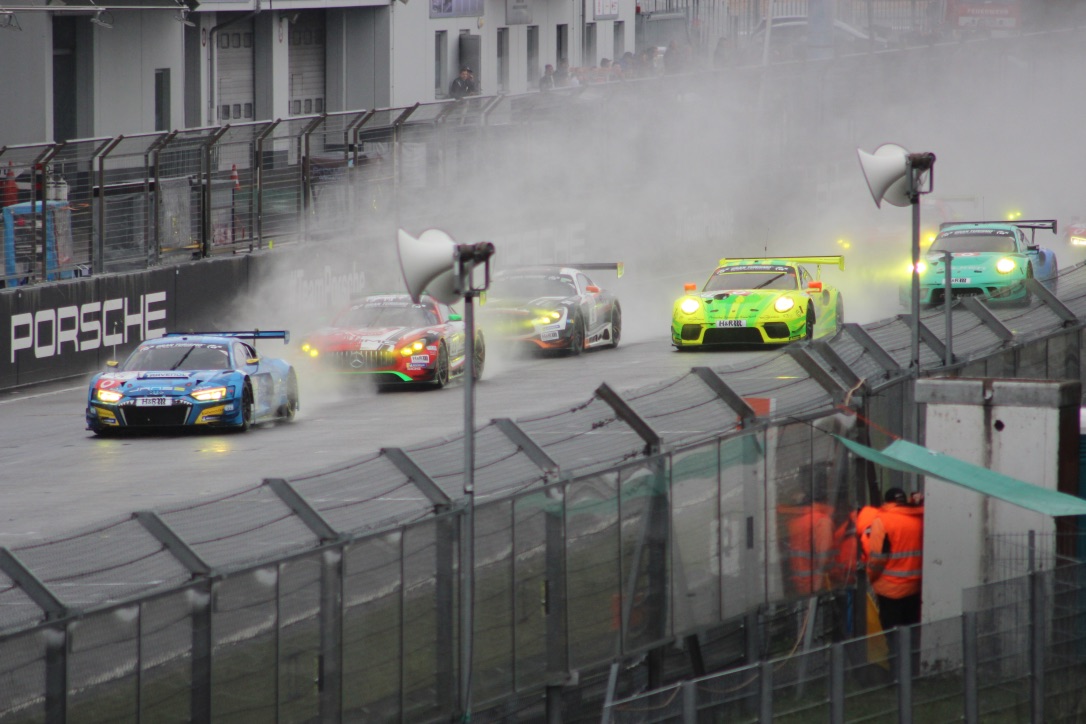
{"left": 607, "top": 304, "right": 622, "bottom": 349}
{"left": 835, "top": 294, "right": 844, "bottom": 333}
{"left": 568, "top": 314, "right": 585, "bottom": 356}
{"left": 434, "top": 343, "right": 451, "bottom": 388}
{"left": 473, "top": 333, "right": 486, "bottom": 381}
{"left": 238, "top": 382, "right": 255, "bottom": 432}
{"left": 279, "top": 368, "right": 299, "bottom": 422}
{"left": 804, "top": 308, "right": 816, "bottom": 342}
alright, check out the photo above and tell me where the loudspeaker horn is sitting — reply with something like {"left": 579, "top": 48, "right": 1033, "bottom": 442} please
{"left": 397, "top": 228, "right": 461, "bottom": 305}
{"left": 857, "top": 143, "right": 911, "bottom": 208}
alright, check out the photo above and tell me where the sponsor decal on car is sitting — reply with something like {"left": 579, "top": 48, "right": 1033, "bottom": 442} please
{"left": 716, "top": 320, "right": 747, "bottom": 328}
{"left": 411, "top": 354, "right": 430, "bottom": 363}
{"left": 541, "top": 331, "right": 561, "bottom": 341}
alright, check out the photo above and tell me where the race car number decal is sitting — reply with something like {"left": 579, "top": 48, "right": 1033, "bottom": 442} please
{"left": 715, "top": 320, "right": 746, "bottom": 328}
{"left": 951, "top": 278, "right": 971, "bottom": 284}
{"left": 136, "top": 397, "right": 171, "bottom": 407}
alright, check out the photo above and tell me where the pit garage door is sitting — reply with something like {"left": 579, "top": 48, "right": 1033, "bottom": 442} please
{"left": 217, "top": 17, "right": 255, "bottom": 123}
{"left": 288, "top": 11, "right": 326, "bottom": 116}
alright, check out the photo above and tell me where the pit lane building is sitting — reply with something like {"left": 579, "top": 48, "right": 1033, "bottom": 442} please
{"left": 0, "top": 0, "right": 634, "bottom": 145}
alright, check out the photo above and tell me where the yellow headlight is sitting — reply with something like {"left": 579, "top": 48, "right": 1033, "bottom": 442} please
{"left": 192, "top": 387, "right": 228, "bottom": 401}
{"left": 679, "top": 298, "right": 700, "bottom": 314}
{"left": 1071, "top": 236, "right": 1086, "bottom": 247}
{"left": 996, "top": 258, "right": 1016, "bottom": 274}
{"left": 96, "top": 389, "right": 123, "bottom": 403}
{"left": 400, "top": 347, "right": 413, "bottom": 357}
{"left": 301, "top": 343, "right": 311, "bottom": 352}
{"left": 308, "top": 348, "right": 319, "bottom": 358}
{"left": 774, "top": 296, "right": 795, "bottom": 313}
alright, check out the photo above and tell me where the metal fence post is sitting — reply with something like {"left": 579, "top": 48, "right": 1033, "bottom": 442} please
{"left": 1030, "top": 569, "right": 1046, "bottom": 724}
{"left": 681, "top": 679, "right": 698, "bottom": 724}
{"left": 45, "top": 623, "right": 68, "bottom": 724}
{"left": 759, "top": 659, "right": 773, "bottom": 723}
{"left": 897, "top": 625, "right": 912, "bottom": 724}
{"left": 963, "top": 610, "right": 978, "bottom": 724}
{"left": 545, "top": 486, "right": 568, "bottom": 724}
{"left": 192, "top": 579, "right": 213, "bottom": 722}
{"left": 830, "top": 641, "right": 844, "bottom": 724}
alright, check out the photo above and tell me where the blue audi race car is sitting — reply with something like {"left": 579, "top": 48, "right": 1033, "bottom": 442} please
{"left": 86, "top": 330, "right": 299, "bottom": 436}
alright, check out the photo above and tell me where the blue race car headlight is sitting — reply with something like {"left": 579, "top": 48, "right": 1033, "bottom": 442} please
{"left": 96, "top": 389, "right": 123, "bottom": 403}
{"left": 192, "top": 386, "right": 229, "bottom": 401}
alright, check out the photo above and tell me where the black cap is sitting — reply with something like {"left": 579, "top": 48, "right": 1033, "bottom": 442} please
{"left": 884, "top": 487, "right": 908, "bottom": 504}
{"left": 461, "top": 66, "right": 472, "bottom": 72}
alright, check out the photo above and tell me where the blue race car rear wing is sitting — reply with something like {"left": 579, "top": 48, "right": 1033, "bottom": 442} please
{"left": 165, "top": 330, "right": 291, "bottom": 343}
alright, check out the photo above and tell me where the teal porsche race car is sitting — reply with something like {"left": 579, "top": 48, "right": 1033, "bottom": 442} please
{"left": 905, "top": 219, "right": 1059, "bottom": 306}
{"left": 672, "top": 256, "right": 844, "bottom": 348}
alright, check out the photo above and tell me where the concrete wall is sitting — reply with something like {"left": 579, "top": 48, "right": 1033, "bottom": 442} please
{"left": 0, "top": 13, "right": 53, "bottom": 145}
{"left": 918, "top": 377, "right": 1081, "bottom": 625}
{"left": 92, "top": 11, "right": 186, "bottom": 135}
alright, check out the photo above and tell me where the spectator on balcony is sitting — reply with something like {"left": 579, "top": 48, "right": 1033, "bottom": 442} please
{"left": 449, "top": 67, "right": 478, "bottom": 100}
{"left": 539, "top": 63, "right": 556, "bottom": 91}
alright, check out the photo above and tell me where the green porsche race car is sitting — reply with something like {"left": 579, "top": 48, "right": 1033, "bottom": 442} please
{"left": 671, "top": 256, "right": 845, "bottom": 348}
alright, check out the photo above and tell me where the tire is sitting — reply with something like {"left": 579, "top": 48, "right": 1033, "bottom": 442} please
{"left": 607, "top": 303, "right": 622, "bottom": 349}
{"left": 238, "top": 382, "right": 255, "bottom": 432}
{"left": 1022, "top": 264, "right": 1035, "bottom": 305}
{"left": 835, "top": 294, "right": 844, "bottom": 332}
{"left": 804, "top": 308, "right": 815, "bottom": 342}
{"left": 568, "top": 315, "right": 585, "bottom": 356}
{"left": 433, "top": 343, "right": 450, "bottom": 388}
{"left": 472, "top": 333, "right": 485, "bottom": 381}
{"left": 279, "top": 368, "right": 299, "bottom": 421}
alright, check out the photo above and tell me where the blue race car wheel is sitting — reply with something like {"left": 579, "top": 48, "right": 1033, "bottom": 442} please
{"left": 238, "top": 383, "right": 255, "bottom": 431}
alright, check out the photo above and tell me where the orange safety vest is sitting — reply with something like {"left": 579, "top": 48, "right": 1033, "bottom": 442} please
{"left": 866, "top": 503, "right": 924, "bottom": 599}
{"left": 782, "top": 502, "right": 835, "bottom": 596}
{"left": 830, "top": 511, "right": 858, "bottom": 587}
{"left": 855, "top": 505, "right": 881, "bottom": 567}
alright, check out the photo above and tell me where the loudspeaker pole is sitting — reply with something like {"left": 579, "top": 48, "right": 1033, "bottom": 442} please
{"left": 453, "top": 241, "right": 493, "bottom": 723}
{"left": 907, "top": 154, "right": 921, "bottom": 374}
{"left": 460, "top": 266, "right": 477, "bottom": 722}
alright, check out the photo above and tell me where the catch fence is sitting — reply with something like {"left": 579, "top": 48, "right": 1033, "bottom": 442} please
{"left": 605, "top": 561, "right": 1086, "bottom": 723}
{"left": 2, "top": 260, "right": 1086, "bottom": 721}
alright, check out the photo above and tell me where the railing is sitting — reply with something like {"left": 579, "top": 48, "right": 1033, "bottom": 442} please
{"left": 605, "top": 562, "right": 1086, "bottom": 723}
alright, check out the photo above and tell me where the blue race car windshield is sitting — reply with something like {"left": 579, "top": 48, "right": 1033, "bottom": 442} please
{"left": 490, "top": 275, "right": 577, "bottom": 299}
{"left": 931, "top": 233, "right": 1015, "bottom": 254}
{"left": 705, "top": 269, "right": 797, "bottom": 292}
{"left": 123, "top": 343, "right": 232, "bottom": 371}
{"left": 341, "top": 304, "right": 438, "bottom": 328}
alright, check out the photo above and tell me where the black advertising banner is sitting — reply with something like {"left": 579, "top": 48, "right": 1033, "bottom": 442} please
{"left": 0, "top": 258, "right": 256, "bottom": 391}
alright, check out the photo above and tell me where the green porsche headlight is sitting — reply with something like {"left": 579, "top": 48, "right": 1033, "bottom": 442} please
{"left": 996, "top": 258, "right": 1016, "bottom": 274}
{"left": 679, "top": 298, "right": 700, "bottom": 314}
{"left": 774, "top": 297, "right": 795, "bottom": 313}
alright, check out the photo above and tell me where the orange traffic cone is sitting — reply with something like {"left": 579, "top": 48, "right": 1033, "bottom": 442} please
{"left": 230, "top": 164, "right": 240, "bottom": 191}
